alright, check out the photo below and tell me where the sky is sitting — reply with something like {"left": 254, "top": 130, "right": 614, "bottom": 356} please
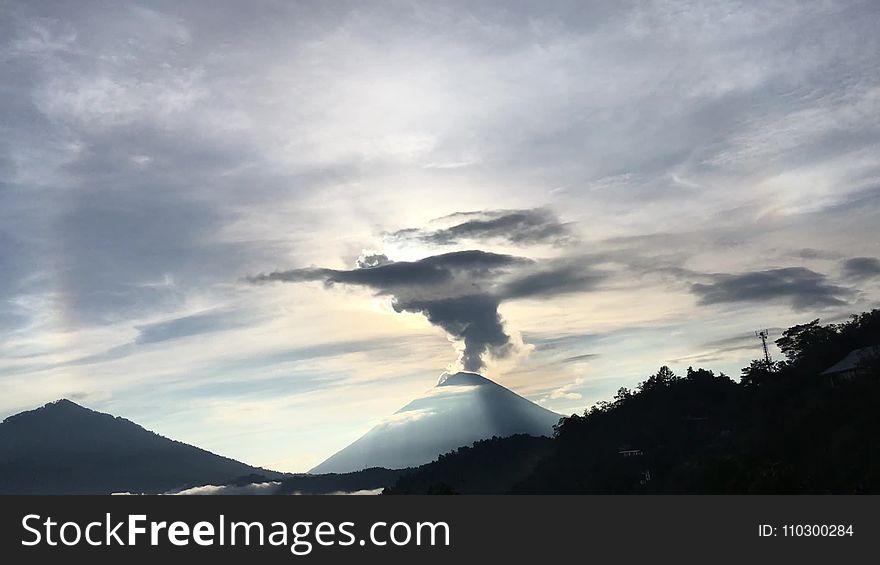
{"left": 1, "top": 0, "right": 879, "bottom": 472}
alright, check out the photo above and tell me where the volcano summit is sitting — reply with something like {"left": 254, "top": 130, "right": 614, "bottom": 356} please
{"left": 311, "top": 372, "right": 561, "bottom": 474}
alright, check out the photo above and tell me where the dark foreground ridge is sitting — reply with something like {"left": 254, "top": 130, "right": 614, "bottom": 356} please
{"left": 385, "top": 310, "right": 880, "bottom": 494}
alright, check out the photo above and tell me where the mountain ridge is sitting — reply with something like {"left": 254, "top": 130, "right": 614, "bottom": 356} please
{"left": 0, "top": 398, "right": 283, "bottom": 494}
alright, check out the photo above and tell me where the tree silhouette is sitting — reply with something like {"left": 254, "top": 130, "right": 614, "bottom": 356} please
{"left": 637, "top": 365, "right": 678, "bottom": 392}
{"left": 387, "top": 309, "right": 880, "bottom": 494}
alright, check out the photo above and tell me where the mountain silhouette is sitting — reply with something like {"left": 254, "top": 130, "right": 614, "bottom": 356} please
{"left": 0, "top": 399, "right": 282, "bottom": 494}
{"left": 311, "top": 372, "right": 561, "bottom": 474}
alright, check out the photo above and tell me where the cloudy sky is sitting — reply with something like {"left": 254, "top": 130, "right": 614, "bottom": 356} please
{"left": 1, "top": 0, "right": 879, "bottom": 471}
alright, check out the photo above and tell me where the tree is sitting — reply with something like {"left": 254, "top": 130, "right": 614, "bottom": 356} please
{"left": 775, "top": 319, "right": 837, "bottom": 362}
{"left": 614, "top": 387, "right": 633, "bottom": 403}
{"left": 740, "top": 359, "right": 779, "bottom": 387}
{"left": 686, "top": 367, "right": 715, "bottom": 382}
{"left": 637, "top": 366, "right": 678, "bottom": 392}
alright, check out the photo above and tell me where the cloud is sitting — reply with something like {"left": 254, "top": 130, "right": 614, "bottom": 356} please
{"left": 691, "top": 267, "right": 852, "bottom": 311}
{"left": 326, "top": 488, "right": 384, "bottom": 496}
{"left": 288, "top": 488, "right": 383, "bottom": 496}
{"left": 248, "top": 251, "right": 528, "bottom": 371}
{"left": 791, "top": 248, "right": 843, "bottom": 260}
{"left": 40, "top": 309, "right": 255, "bottom": 370}
{"left": 248, "top": 250, "right": 604, "bottom": 372}
{"left": 666, "top": 331, "right": 784, "bottom": 365}
{"left": 134, "top": 309, "right": 245, "bottom": 345}
{"left": 387, "top": 208, "right": 572, "bottom": 246}
{"left": 375, "top": 408, "right": 434, "bottom": 429}
{"left": 561, "top": 353, "right": 599, "bottom": 364}
{"left": 841, "top": 257, "right": 880, "bottom": 281}
{"left": 502, "top": 261, "right": 604, "bottom": 299}
{"left": 171, "top": 482, "right": 281, "bottom": 495}
{"left": 249, "top": 250, "right": 528, "bottom": 291}
{"left": 356, "top": 251, "right": 391, "bottom": 269}
{"left": 539, "top": 378, "right": 585, "bottom": 404}
{"left": 702, "top": 331, "right": 784, "bottom": 353}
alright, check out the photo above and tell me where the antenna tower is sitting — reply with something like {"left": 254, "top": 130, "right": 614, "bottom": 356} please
{"left": 755, "top": 329, "right": 772, "bottom": 365}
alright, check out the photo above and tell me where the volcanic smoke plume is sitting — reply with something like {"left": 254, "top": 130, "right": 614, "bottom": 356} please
{"left": 247, "top": 249, "right": 602, "bottom": 371}
{"left": 393, "top": 294, "right": 511, "bottom": 372}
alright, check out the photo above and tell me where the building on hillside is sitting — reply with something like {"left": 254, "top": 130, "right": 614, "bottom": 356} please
{"left": 821, "top": 345, "right": 880, "bottom": 385}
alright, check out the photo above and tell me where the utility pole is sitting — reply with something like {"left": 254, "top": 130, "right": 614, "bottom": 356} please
{"left": 755, "top": 329, "right": 772, "bottom": 365}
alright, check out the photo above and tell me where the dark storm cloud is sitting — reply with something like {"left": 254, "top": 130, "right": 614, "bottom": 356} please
{"left": 691, "top": 267, "right": 853, "bottom": 311}
{"left": 248, "top": 250, "right": 605, "bottom": 371}
{"left": 387, "top": 208, "right": 572, "bottom": 246}
{"left": 841, "top": 257, "right": 880, "bottom": 281}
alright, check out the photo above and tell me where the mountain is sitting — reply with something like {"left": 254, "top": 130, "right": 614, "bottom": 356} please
{"left": 311, "top": 372, "right": 562, "bottom": 474}
{"left": 0, "top": 399, "right": 283, "bottom": 494}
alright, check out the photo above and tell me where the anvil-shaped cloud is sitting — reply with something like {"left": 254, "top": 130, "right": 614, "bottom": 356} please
{"left": 247, "top": 250, "right": 603, "bottom": 371}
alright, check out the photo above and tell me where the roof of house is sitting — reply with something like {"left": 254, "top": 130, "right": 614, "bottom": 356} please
{"left": 821, "top": 346, "right": 880, "bottom": 375}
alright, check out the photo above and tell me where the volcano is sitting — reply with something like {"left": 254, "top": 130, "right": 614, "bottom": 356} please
{"left": 310, "top": 372, "right": 561, "bottom": 474}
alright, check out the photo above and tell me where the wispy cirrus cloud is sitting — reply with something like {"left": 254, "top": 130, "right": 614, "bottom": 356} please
{"left": 387, "top": 208, "right": 573, "bottom": 247}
